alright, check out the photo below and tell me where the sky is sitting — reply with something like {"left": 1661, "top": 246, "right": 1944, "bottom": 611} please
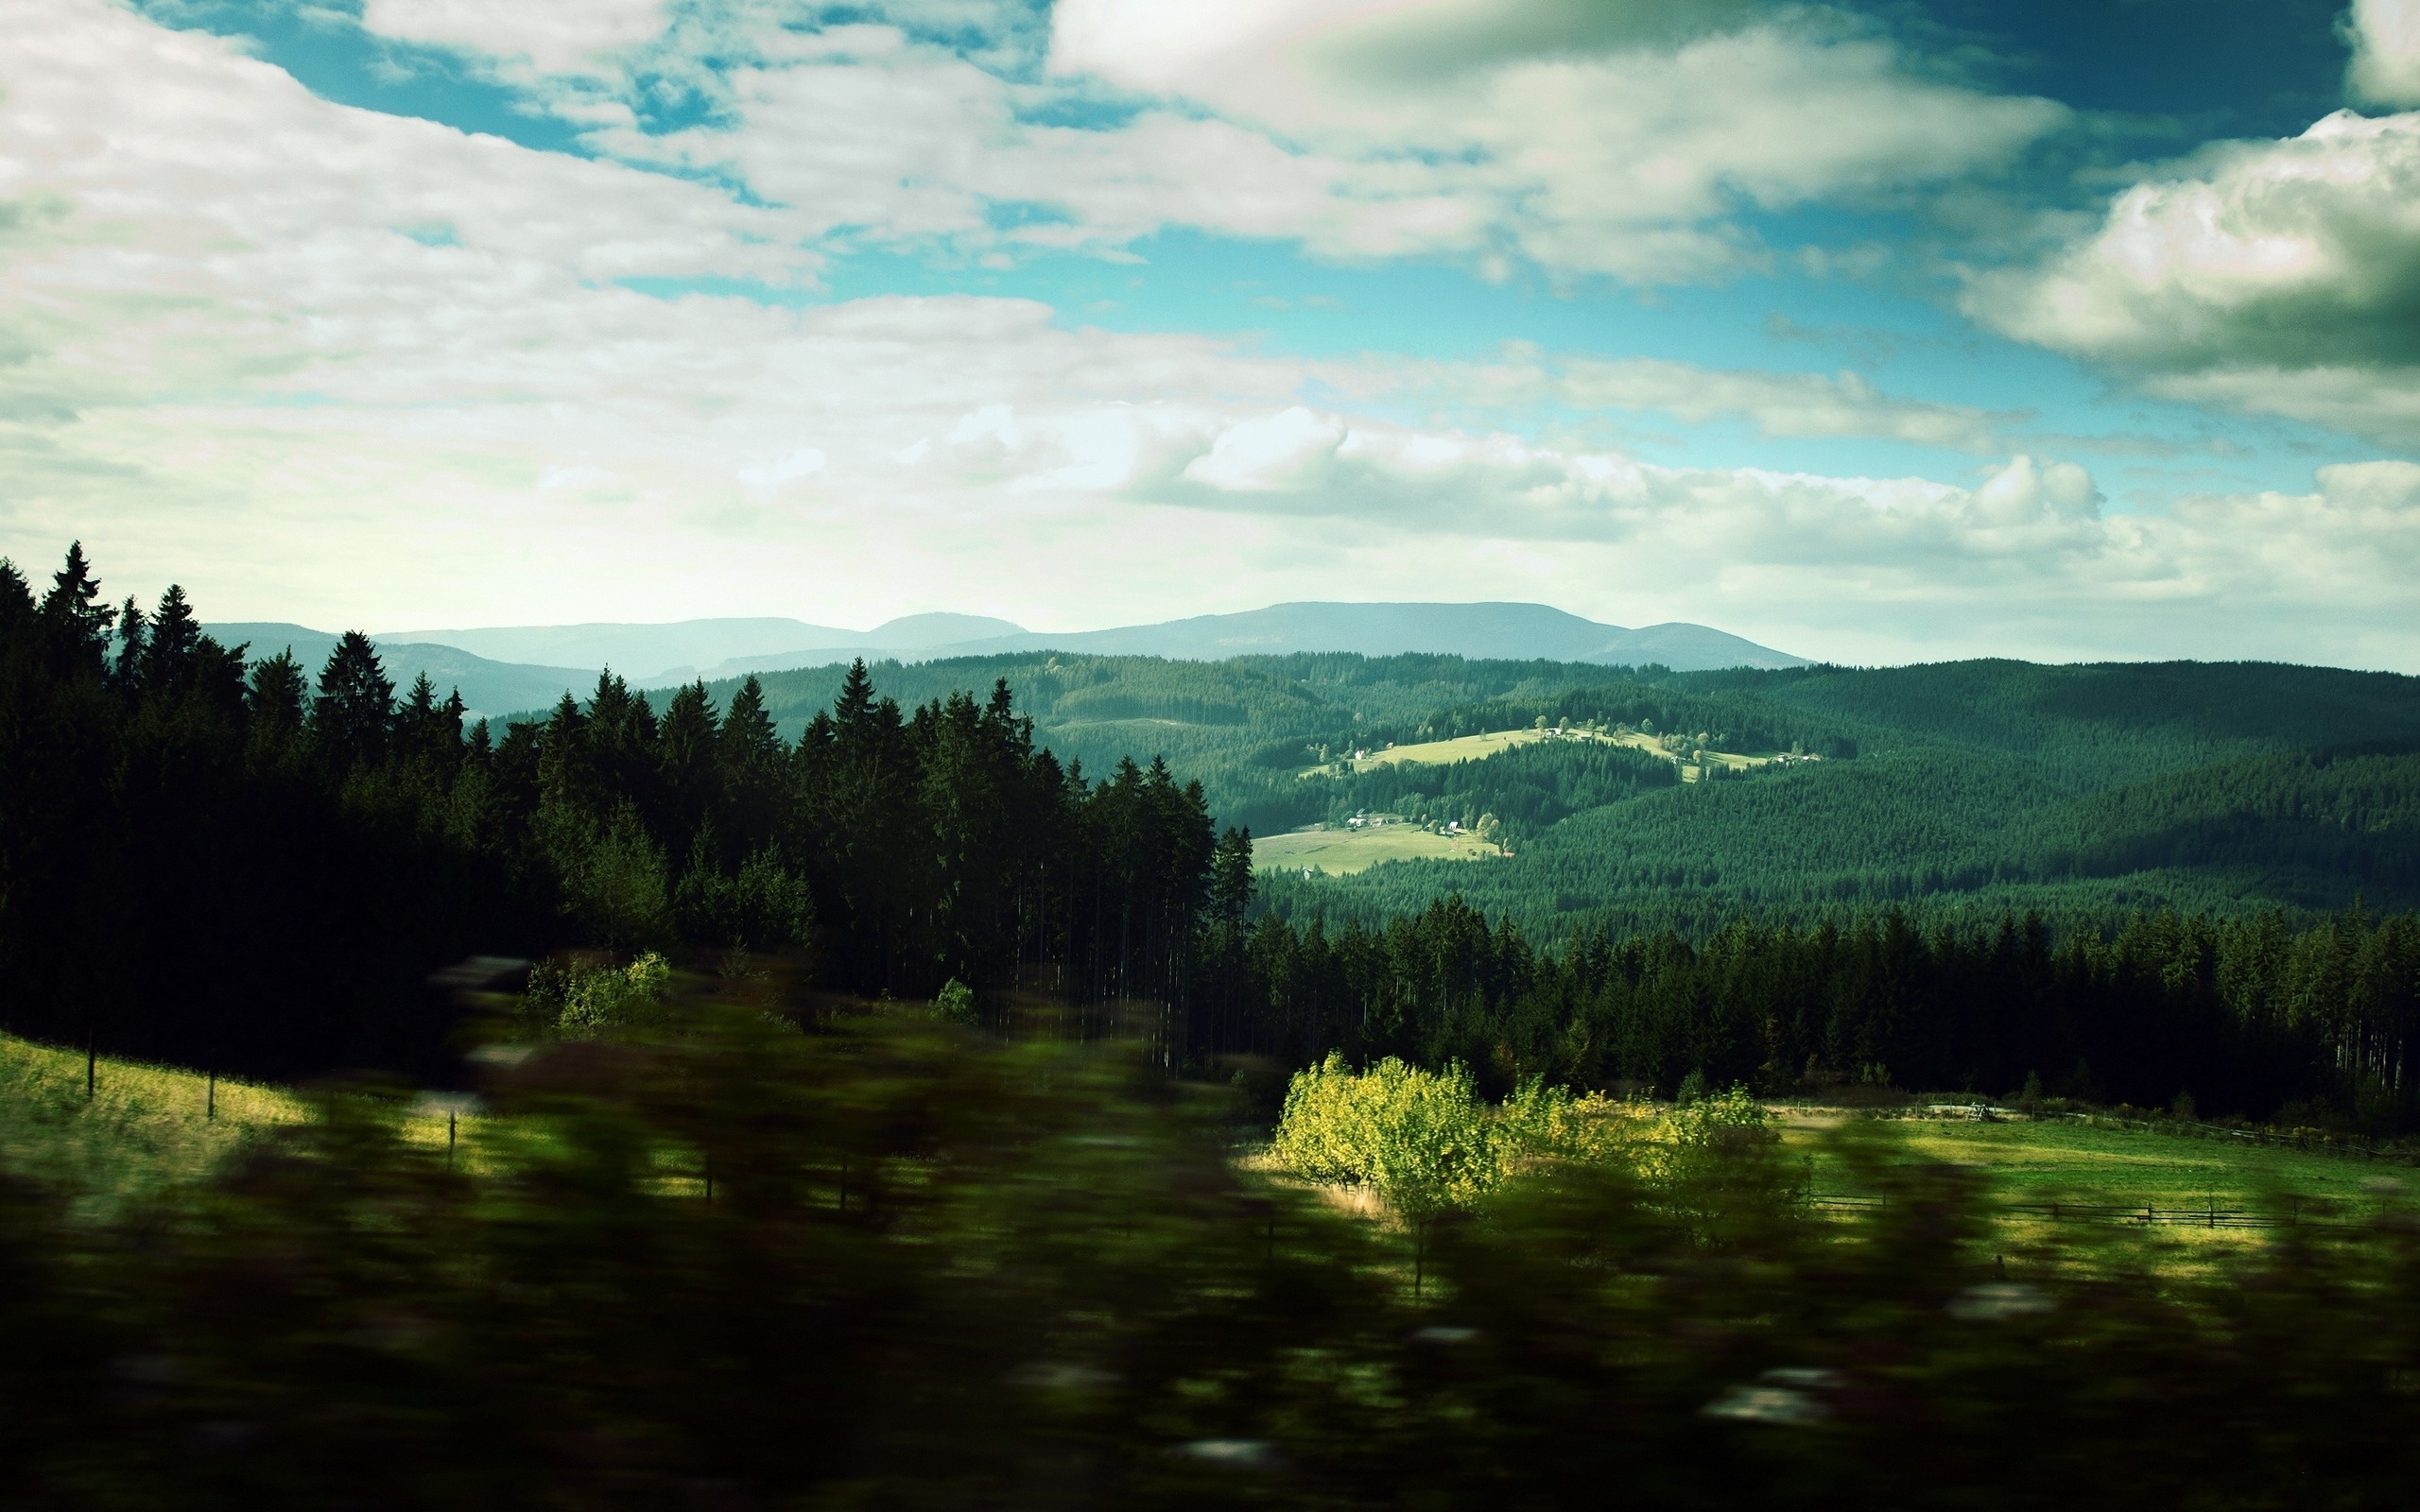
{"left": 3, "top": 0, "right": 2419, "bottom": 668}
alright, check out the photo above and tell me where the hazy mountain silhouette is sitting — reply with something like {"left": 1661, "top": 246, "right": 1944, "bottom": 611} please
{"left": 214, "top": 601, "right": 1803, "bottom": 717}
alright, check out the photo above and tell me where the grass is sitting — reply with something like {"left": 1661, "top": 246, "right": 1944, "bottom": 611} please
{"left": 0, "top": 1032, "right": 310, "bottom": 1217}
{"left": 1254, "top": 824, "right": 1506, "bottom": 875}
{"left": 1779, "top": 1110, "right": 2412, "bottom": 1271}
{"left": 1312, "top": 726, "right": 1776, "bottom": 781}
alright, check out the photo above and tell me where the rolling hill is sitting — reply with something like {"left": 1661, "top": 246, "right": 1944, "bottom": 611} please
{"left": 356, "top": 600, "right": 1805, "bottom": 690}
{"left": 696, "top": 650, "right": 2420, "bottom": 936}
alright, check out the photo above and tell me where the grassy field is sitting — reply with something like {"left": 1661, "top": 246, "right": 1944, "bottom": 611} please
{"left": 1332, "top": 728, "right": 1553, "bottom": 770}
{"left": 1254, "top": 824, "right": 1506, "bottom": 874}
{"left": 0, "top": 1032, "right": 310, "bottom": 1216}
{"left": 1779, "top": 1111, "right": 2410, "bottom": 1267}
{"left": 1316, "top": 726, "right": 1775, "bottom": 780}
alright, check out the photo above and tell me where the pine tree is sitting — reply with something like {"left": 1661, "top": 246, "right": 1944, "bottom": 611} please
{"left": 141, "top": 585, "right": 200, "bottom": 693}
{"left": 722, "top": 676, "right": 780, "bottom": 772}
{"left": 37, "top": 541, "right": 115, "bottom": 672}
{"left": 111, "top": 596, "right": 147, "bottom": 690}
{"left": 311, "top": 631, "right": 394, "bottom": 767}
{"left": 1211, "top": 826, "right": 1254, "bottom": 928}
{"left": 247, "top": 651, "right": 308, "bottom": 744}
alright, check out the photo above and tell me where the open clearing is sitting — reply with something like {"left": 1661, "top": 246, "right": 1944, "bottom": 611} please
{"left": 1312, "top": 726, "right": 1777, "bottom": 780}
{"left": 1254, "top": 824, "right": 1505, "bottom": 874}
{"left": 0, "top": 1032, "right": 477, "bottom": 1215}
{"left": 1781, "top": 1111, "right": 2408, "bottom": 1259}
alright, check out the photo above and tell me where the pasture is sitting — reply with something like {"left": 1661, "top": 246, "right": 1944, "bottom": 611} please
{"left": 0, "top": 1032, "right": 487, "bottom": 1216}
{"left": 1314, "top": 725, "right": 1776, "bottom": 780}
{"left": 1253, "top": 823, "right": 1506, "bottom": 874}
{"left": 1779, "top": 1109, "right": 2411, "bottom": 1268}
{"left": 0, "top": 1032, "right": 306, "bottom": 1215}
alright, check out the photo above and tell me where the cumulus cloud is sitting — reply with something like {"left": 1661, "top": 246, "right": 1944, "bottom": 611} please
{"left": 1972, "top": 110, "right": 2420, "bottom": 446}
{"left": 2348, "top": 0, "right": 2420, "bottom": 108}
{"left": 333, "top": 0, "right": 2072, "bottom": 284}
{"left": 1049, "top": 6, "right": 2066, "bottom": 280}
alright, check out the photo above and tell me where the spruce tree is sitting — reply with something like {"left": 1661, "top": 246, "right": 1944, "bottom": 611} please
{"left": 311, "top": 631, "right": 394, "bottom": 767}
{"left": 722, "top": 676, "right": 780, "bottom": 772}
{"left": 37, "top": 541, "right": 114, "bottom": 672}
{"left": 247, "top": 650, "right": 308, "bottom": 741}
{"left": 141, "top": 584, "right": 199, "bottom": 693}
{"left": 1211, "top": 826, "right": 1254, "bottom": 928}
{"left": 111, "top": 596, "right": 147, "bottom": 690}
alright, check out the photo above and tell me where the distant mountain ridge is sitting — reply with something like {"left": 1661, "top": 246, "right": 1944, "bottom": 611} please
{"left": 673, "top": 603, "right": 1805, "bottom": 681}
{"left": 905, "top": 602, "right": 1806, "bottom": 673}
{"left": 207, "top": 625, "right": 597, "bottom": 724}
{"left": 209, "top": 601, "right": 1804, "bottom": 718}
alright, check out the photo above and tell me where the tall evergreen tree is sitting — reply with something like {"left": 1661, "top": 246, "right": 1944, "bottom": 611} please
{"left": 141, "top": 584, "right": 200, "bottom": 693}
{"left": 112, "top": 596, "right": 147, "bottom": 690}
{"left": 311, "top": 631, "right": 394, "bottom": 767}
{"left": 37, "top": 541, "right": 114, "bottom": 673}
{"left": 247, "top": 650, "right": 308, "bottom": 746}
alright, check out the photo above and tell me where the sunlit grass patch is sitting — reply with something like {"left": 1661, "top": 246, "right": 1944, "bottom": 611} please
{"left": 0, "top": 1031, "right": 306, "bottom": 1215}
{"left": 1253, "top": 825, "right": 1503, "bottom": 874}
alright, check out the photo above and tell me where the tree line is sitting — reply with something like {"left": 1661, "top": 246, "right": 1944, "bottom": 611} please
{"left": 1195, "top": 896, "right": 2420, "bottom": 1130}
{"left": 0, "top": 545, "right": 1241, "bottom": 1077}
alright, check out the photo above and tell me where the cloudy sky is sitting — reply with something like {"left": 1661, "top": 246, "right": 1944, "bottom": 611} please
{"left": 5, "top": 0, "right": 2419, "bottom": 666}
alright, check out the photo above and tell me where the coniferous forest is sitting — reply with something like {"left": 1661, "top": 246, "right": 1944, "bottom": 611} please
{"left": 5, "top": 543, "right": 2418, "bottom": 1128}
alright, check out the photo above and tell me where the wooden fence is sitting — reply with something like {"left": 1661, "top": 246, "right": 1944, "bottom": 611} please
{"left": 1807, "top": 1194, "right": 2364, "bottom": 1231}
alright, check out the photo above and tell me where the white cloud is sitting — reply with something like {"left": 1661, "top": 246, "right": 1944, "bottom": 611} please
{"left": 328, "top": 0, "right": 2068, "bottom": 285}
{"left": 1046, "top": 6, "right": 2065, "bottom": 280}
{"left": 2348, "top": 0, "right": 2420, "bottom": 108}
{"left": 360, "top": 0, "right": 671, "bottom": 76}
{"left": 1558, "top": 358, "right": 2014, "bottom": 452}
{"left": 1972, "top": 109, "right": 2420, "bottom": 446}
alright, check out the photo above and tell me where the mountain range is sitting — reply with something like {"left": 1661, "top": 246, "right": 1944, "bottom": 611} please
{"left": 209, "top": 602, "right": 1806, "bottom": 721}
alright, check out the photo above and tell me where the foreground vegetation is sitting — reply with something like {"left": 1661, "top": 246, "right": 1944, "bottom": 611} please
{"left": 10, "top": 1000, "right": 2420, "bottom": 1509}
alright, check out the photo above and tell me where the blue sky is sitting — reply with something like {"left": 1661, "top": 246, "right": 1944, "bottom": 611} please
{"left": 4, "top": 0, "right": 2418, "bottom": 667}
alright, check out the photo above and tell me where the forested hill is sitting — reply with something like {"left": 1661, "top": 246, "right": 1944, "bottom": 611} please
{"left": 700, "top": 652, "right": 2420, "bottom": 936}
{"left": 6, "top": 541, "right": 2416, "bottom": 1129}
{"left": 1259, "top": 660, "right": 2420, "bottom": 936}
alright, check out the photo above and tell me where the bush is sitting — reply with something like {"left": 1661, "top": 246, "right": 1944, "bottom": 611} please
{"left": 933, "top": 978, "right": 978, "bottom": 1025}
{"left": 527, "top": 951, "right": 671, "bottom": 1038}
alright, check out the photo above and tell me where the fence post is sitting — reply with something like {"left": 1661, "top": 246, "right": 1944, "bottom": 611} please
{"left": 85, "top": 1032, "right": 95, "bottom": 1101}
{"left": 446, "top": 1109, "right": 457, "bottom": 1171}
{"left": 206, "top": 1070, "right": 215, "bottom": 1122}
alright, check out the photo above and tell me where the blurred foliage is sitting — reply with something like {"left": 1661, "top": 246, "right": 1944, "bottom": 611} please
{"left": 7, "top": 1006, "right": 2420, "bottom": 1508}
{"left": 525, "top": 952, "right": 673, "bottom": 1039}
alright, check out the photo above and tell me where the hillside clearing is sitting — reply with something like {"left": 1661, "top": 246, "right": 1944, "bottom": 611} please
{"left": 1254, "top": 824, "right": 1506, "bottom": 874}
{"left": 1313, "top": 725, "right": 1778, "bottom": 781}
